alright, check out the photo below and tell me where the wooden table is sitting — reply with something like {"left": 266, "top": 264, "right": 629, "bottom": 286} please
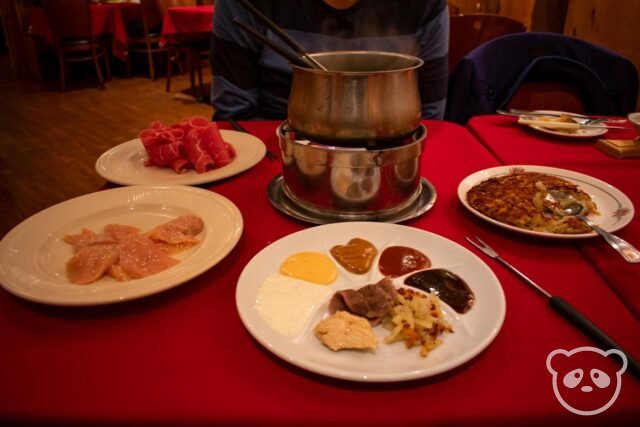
{"left": 160, "top": 5, "right": 214, "bottom": 45}
{"left": 28, "top": 2, "right": 142, "bottom": 60}
{"left": 467, "top": 114, "right": 640, "bottom": 317}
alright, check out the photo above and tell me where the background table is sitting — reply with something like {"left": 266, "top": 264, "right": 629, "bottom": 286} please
{"left": 0, "top": 120, "right": 638, "bottom": 426}
{"left": 29, "top": 2, "right": 141, "bottom": 60}
{"left": 160, "top": 5, "right": 214, "bottom": 46}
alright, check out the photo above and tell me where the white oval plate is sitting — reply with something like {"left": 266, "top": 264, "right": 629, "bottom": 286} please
{"left": 236, "top": 222, "right": 505, "bottom": 382}
{"left": 95, "top": 130, "right": 267, "bottom": 186}
{"left": 0, "top": 185, "right": 243, "bottom": 306}
{"left": 519, "top": 110, "right": 607, "bottom": 139}
{"left": 458, "top": 165, "right": 634, "bottom": 239}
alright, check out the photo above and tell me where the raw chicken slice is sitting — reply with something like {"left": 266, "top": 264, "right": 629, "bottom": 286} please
{"left": 117, "top": 233, "right": 180, "bottom": 279}
{"left": 147, "top": 215, "right": 204, "bottom": 245}
{"left": 66, "top": 244, "right": 119, "bottom": 285}
{"left": 106, "top": 264, "right": 129, "bottom": 282}
{"left": 63, "top": 229, "right": 116, "bottom": 252}
{"left": 104, "top": 224, "right": 141, "bottom": 241}
{"left": 64, "top": 216, "right": 202, "bottom": 284}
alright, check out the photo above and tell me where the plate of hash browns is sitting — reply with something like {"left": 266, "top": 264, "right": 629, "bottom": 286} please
{"left": 458, "top": 165, "right": 634, "bottom": 239}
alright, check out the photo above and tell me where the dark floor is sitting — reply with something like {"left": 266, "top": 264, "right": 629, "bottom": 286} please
{"left": 0, "top": 53, "right": 214, "bottom": 238}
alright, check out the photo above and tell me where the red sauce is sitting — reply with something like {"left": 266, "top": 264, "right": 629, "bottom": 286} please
{"left": 378, "top": 246, "right": 431, "bottom": 277}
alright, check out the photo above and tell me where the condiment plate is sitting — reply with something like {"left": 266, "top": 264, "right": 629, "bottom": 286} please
{"left": 235, "top": 222, "right": 505, "bottom": 382}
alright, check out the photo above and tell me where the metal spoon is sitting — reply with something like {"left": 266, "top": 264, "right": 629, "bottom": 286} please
{"left": 583, "top": 117, "right": 607, "bottom": 125}
{"left": 545, "top": 191, "right": 640, "bottom": 263}
{"left": 497, "top": 109, "right": 627, "bottom": 126}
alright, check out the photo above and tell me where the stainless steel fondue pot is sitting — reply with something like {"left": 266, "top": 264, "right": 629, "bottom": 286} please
{"left": 277, "top": 122, "right": 427, "bottom": 216}
{"left": 287, "top": 51, "right": 424, "bottom": 147}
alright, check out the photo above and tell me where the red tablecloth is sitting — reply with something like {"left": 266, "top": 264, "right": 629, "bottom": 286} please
{"left": 161, "top": 5, "right": 214, "bottom": 45}
{"left": 0, "top": 120, "right": 638, "bottom": 426}
{"left": 28, "top": 3, "right": 141, "bottom": 61}
{"left": 467, "top": 115, "right": 640, "bottom": 318}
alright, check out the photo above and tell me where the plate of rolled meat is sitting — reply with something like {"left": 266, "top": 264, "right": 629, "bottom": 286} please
{"left": 95, "top": 117, "right": 267, "bottom": 186}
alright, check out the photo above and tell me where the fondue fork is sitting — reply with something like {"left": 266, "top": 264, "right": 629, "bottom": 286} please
{"left": 235, "top": 0, "right": 327, "bottom": 71}
{"left": 228, "top": 118, "right": 277, "bottom": 161}
{"left": 465, "top": 235, "right": 640, "bottom": 379}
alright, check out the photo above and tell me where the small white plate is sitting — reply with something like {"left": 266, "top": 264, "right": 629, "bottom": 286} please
{"left": 518, "top": 110, "right": 607, "bottom": 139}
{"left": 0, "top": 185, "right": 243, "bottom": 306}
{"left": 458, "top": 165, "right": 634, "bottom": 239}
{"left": 95, "top": 130, "right": 267, "bottom": 186}
{"left": 236, "top": 222, "right": 505, "bottom": 382}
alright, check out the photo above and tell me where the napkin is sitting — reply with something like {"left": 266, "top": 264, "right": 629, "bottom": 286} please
{"left": 580, "top": 225, "right": 640, "bottom": 319}
{"left": 596, "top": 139, "right": 640, "bottom": 159}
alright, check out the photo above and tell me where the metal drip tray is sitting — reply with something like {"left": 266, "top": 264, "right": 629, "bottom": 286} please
{"left": 267, "top": 174, "right": 436, "bottom": 224}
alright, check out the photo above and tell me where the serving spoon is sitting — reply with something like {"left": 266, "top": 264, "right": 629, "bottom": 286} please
{"left": 545, "top": 191, "right": 640, "bottom": 263}
{"left": 497, "top": 109, "right": 627, "bottom": 125}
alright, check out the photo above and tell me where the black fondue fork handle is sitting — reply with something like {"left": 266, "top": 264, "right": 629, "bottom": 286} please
{"left": 465, "top": 235, "right": 640, "bottom": 380}
{"left": 228, "top": 118, "right": 276, "bottom": 162}
{"left": 549, "top": 296, "right": 639, "bottom": 379}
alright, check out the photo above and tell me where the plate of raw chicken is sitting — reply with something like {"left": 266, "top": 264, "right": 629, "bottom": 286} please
{"left": 0, "top": 185, "right": 243, "bottom": 306}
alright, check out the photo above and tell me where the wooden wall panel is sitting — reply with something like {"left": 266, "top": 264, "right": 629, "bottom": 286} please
{"left": 495, "top": 0, "right": 535, "bottom": 29}
{"left": 0, "top": 0, "right": 41, "bottom": 80}
{"left": 448, "top": 0, "right": 534, "bottom": 29}
{"left": 564, "top": 0, "right": 640, "bottom": 111}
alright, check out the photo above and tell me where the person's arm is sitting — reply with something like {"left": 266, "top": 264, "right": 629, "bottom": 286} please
{"left": 416, "top": 1, "right": 449, "bottom": 119}
{"left": 210, "top": 0, "right": 263, "bottom": 119}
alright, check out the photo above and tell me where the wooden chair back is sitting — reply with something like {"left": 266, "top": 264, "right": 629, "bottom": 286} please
{"left": 140, "top": 0, "right": 163, "bottom": 33}
{"left": 449, "top": 13, "right": 526, "bottom": 73}
{"left": 448, "top": 2, "right": 461, "bottom": 16}
{"left": 444, "top": 32, "right": 639, "bottom": 124}
{"left": 158, "top": 0, "right": 197, "bottom": 15}
{"left": 42, "top": 0, "right": 92, "bottom": 43}
{"left": 507, "top": 81, "right": 586, "bottom": 114}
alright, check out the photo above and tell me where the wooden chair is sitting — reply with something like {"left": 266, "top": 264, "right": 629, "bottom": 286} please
{"left": 163, "top": 0, "right": 209, "bottom": 100}
{"left": 449, "top": 13, "right": 526, "bottom": 74}
{"left": 444, "top": 32, "right": 639, "bottom": 124}
{"left": 127, "top": 0, "right": 167, "bottom": 80}
{"left": 506, "top": 81, "right": 586, "bottom": 114}
{"left": 166, "top": 36, "right": 209, "bottom": 100}
{"left": 41, "top": 0, "right": 111, "bottom": 91}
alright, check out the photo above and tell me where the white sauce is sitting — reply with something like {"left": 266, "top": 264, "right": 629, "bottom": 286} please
{"left": 255, "top": 273, "right": 332, "bottom": 337}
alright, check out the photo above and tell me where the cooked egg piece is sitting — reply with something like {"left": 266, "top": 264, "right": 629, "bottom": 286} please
{"left": 255, "top": 273, "right": 333, "bottom": 337}
{"left": 280, "top": 251, "right": 337, "bottom": 285}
